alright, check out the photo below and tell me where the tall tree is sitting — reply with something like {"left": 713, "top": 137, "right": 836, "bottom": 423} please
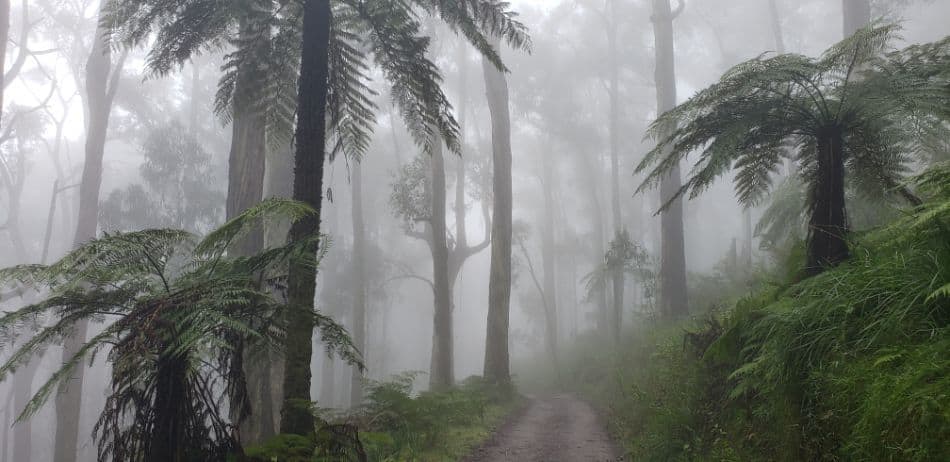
{"left": 56, "top": 11, "right": 126, "bottom": 462}
{"left": 606, "top": 0, "right": 627, "bottom": 339}
{"left": 540, "top": 149, "right": 559, "bottom": 362}
{"left": 428, "top": 138, "right": 454, "bottom": 389}
{"left": 651, "top": 0, "right": 688, "bottom": 318}
{"left": 349, "top": 161, "right": 367, "bottom": 404}
{"left": 280, "top": 0, "right": 333, "bottom": 435}
{"left": 225, "top": 17, "right": 271, "bottom": 445}
{"left": 0, "top": 0, "right": 9, "bottom": 125}
{"left": 482, "top": 37, "right": 514, "bottom": 385}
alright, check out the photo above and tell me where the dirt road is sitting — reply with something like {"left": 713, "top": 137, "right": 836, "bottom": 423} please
{"left": 463, "top": 394, "right": 623, "bottom": 462}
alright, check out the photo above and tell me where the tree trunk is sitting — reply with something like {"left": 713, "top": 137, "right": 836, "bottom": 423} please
{"left": 56, "top": 15, "right": 122, "bottom": 462}
{"left": 842, "top": 0, "right": 871, "bottom": 37}
{"left": 225, "top": 21, "right": 270, "bottom": 443}
{"left": 607, "top": 0, "right": 622, "bottom": 234}
{"left": 259, "top": 145, "right": 293, "bottom": 430}
{"left": 482, "top": 38, "right": 513, "bottom": 385}
{"left": 147, "top": 354, "right": 189, "bottom": 462}
{"left": 807, "top": 129, "right": 849, "bottom": 274}
{"left": 281, "top": 0, "right": 332, "bottom": 436}
{"left": 540, "top": 151, "right": 559, "bottom": 365}
{"left": 607, "top": 0, "right": 626, "bottom": 340}
{"left": 429, "top": 138, "right": 454, "bottom": 390}
{"left": 319, "top": 352, "right": 336, "bottom": 407}
{"left": 742, "top": 208, "right": 753, "bottom": 266}
{"left": 610, "top": 261, "right": 623, "bottom": 343}
{"left": 349, "top": 162, "right": 367, "bottom": 405}
{"left": 2, "top": 387, "right": 12, "bottom": 462}
{"left": 652, "top": 0, "right": 689, "bottom": 319}
{"left": 12, "top": 354, "right": 40, "bottom": 462}
{"left": 579, "top": 149, "right": 609, "bottom": 333}
{"left": 768, "top": 0, "right": 786, "bottom": 54}
{"left": 0, "top": 0, "right": 9, "bottom": 127}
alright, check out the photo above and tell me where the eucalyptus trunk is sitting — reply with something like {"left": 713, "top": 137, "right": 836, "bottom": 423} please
{"left": 262, "top": 146, "right": 294, "bottom": 427}
{"left": 482, "top": 38, "right": 513, "bottom": 385}
{"left": 281, "top": 0, "right": 331, "bottom": 435}
{"left": 429, "top": 138, "right": 454, "bottom": 390}
{"left": 807, "top": 129, "right": 849, "bottom": 274}
{"left": 580, "top": 149, "right": 609, "bottom": 333}
{"left": 0, "top": 0, "right": 9, "bottom": 126}
{"left": 13, "top": 354, "right": 40, "bottom": 462}
{"left": 349, "top": 162, "right": 367, "bottom": 404}
{"left": 56, "top": 16, "right": 123, "bottom": 462}
{"left": 607, "top": 0, "right": 626, "bottom": 339}
{"left": 541, "top": 151, "right": 559, "bottom": 364}
{"left": 652, "top": 0, "right": 688, "bottom": 319}
{"left": 226, "top": 28, "right": 269, "bottom": 442}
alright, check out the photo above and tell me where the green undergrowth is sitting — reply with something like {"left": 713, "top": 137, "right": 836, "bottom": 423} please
{"left": 531, "top": 166, "right": 950, "bottom": 461}
{"left": 245, "top": 374, "right": 520, "bottom": 461}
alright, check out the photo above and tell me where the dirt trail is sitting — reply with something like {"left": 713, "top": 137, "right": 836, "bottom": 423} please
{"left": 463, "top": 394, "right": 623, "bottom": 462}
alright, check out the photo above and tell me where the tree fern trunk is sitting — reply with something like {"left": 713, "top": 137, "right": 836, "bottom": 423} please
{"left": 653, "top": 0, "right": 689, "bottom": 319}
{"left": 807, "top": 130, "right": 849, "bottom": 274}
{"left": 281, "top": 0, "right": 332, "bottom": 436}
{"left": 482, "top": 38, "right": 513, "bottom": 386}
{"left": 429, "top": 137, "right": 455, "bottom": 390}
{"left": 147, "top": 354, "right": 189, "bottom": 462}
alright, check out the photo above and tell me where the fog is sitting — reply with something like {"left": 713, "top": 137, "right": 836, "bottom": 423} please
{"left": 1, "top": 0, "right": 948, "bottom": 461}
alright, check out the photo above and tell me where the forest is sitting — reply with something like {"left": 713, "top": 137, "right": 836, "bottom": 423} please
{"left": 0, "top": 0, "right": 948, "bottom": 461}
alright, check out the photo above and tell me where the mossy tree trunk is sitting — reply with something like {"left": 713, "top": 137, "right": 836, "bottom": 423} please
{"left": 281, "top": 0, "right": 332, "bottom": 436}
{"left": 806, "top": 129, "right": 849, "bottom": 274}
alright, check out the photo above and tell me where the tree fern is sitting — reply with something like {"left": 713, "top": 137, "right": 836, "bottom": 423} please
{"left": 637, "top": 24, "right": 950, "bottom": 273}
{"left": 0, "top": 199, "right": 361, "bottom": 461}
{"left": 105, "top": 0, "right": 531, "bottom": 158}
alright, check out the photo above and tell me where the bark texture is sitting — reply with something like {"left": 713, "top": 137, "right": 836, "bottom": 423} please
{"left": 226, "top": 38, "right": 270, "bottom": 443}
{"left": 429, "top": 138, "right": 454, "bottom": 390}
{"left": 281, "top": 0, "right": 331, "bottom": 436}
{"left": 482, "top": 39, "right": 514, "bottom": 385}
{"left": 652, "top": 0, "right": 689, "bottom": 319}
{"left": 807, "top": 129, "right": 849, "bottom": 274}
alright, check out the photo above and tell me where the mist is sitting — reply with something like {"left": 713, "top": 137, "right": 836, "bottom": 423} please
{"left": 2, "top": 1, "right": 949, "bottom": 461}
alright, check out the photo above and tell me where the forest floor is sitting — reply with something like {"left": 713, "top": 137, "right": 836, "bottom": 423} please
{"left": 462, "top": 394, "right": 623, "bottom": 462}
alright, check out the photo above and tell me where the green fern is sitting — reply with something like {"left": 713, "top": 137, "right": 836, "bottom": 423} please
{"left": 0, "top": 199, "right": 361, "bottom": 461}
